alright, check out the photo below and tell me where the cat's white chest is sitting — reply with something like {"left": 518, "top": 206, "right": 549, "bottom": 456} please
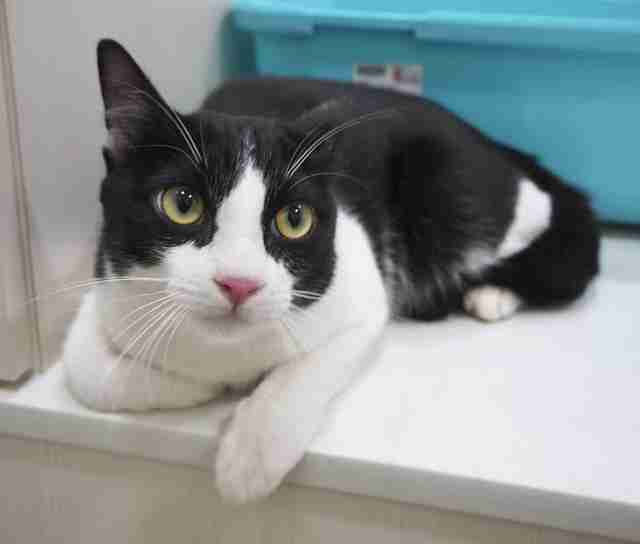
{"left": 62, "top": 289, "right": 303, "bottom": 411}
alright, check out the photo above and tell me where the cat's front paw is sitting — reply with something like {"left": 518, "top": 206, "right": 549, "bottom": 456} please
{"left": 215, "top": 398, "right": 296, "bottom": 503}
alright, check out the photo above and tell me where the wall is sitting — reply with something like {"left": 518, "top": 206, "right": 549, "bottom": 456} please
{"left": 0, "top": 0, "right": 36, "bottom": 380}
{"left": 7, "top": 0, "right": 253, "bottom": 367}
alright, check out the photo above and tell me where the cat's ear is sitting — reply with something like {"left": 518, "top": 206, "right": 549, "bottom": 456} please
{"left": 96, "top": 39, "right": 168, "bottom": 161}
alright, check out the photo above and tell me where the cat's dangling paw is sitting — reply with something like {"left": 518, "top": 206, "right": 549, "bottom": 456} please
{"left": 215, "top": 398, "right": 293, "bottom": 503}
{"left": 463, "top": 285, "right": 522, "bottom": 322}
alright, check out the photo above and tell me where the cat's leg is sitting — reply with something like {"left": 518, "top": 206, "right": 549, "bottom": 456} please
{"left": 214, "top": 313, "right": 387, "bottom": 503}
{"left": 465, "top": 176, "right": 599, "bottom": 321}
{"left": 64, "top": 291, "right": 217, "bottom": 412}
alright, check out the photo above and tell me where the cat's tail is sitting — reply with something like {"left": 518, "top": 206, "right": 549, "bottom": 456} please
{"left": 485, "top": 142, "right": 601, "bottom": 307}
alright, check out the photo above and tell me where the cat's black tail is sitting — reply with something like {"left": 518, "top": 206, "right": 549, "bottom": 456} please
{"left": 484, "top": 143, "right": 601, "bottom": 307}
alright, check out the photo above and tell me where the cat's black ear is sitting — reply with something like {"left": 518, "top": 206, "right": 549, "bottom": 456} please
{"left": 97, "top": 39, "right": 168, "bottom": 161}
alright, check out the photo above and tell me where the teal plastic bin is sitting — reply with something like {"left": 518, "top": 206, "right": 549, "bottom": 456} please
{"left": 234, "top": 0, "right": 640, "bottom": 223}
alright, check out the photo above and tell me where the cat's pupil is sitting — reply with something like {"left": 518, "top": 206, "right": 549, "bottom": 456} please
{"left": 288, "top": 205, "right": 303, "bottom": 228}
{"left": 175, "top": 189, "right": 194, "bottom": 214}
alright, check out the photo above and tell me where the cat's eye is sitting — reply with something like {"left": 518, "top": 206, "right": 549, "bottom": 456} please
{"left": 156, "top": 186, "right": 204, "bottom": 225}
{"left": 274, "top": 203, "right": 316, "bottom": 240}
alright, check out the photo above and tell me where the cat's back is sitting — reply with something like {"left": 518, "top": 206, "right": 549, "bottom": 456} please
{"left": 203, "top": 76, "right": 452, "bottom": 124}
{"left": 202, "top": 76, "right": 497, "bottom": 175}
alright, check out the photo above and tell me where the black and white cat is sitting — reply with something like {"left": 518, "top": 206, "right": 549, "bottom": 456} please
{"left": 63, "top": 40, "right": 599, "bottom": 502}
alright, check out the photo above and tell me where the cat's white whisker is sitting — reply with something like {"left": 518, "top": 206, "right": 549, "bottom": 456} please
{"left": 111, "top": 294, "right": 179, "bottom": 343}
{"left": 132, "top": 144, "right": 200, "bottom": 169}
{"left": 286, "top": 109, "right": 396, "bottom": 178}
{"left": 284, "top": 306, "right": 324, "bottom": 328}
{"left": 104, "top": 297, "right": 178, "bottom": 365}
{"left": 138, "top": 304, "right": 186, "bottom": 404}
{"left": 285, "top": 124, "right": 325, "bottom": 178}
{"left": 199, "top": 116, "right": 209, "bottom": 170}
{"left": 286, "top": 171, "right": 367, "bottom": 193}
{"left": 160, "top": 306, "right": 190, "bottom": 372}
{"left": 114, "top": 301, "right": 181, "bottom": 405}
{"left": 26, "top": 275, "right": 174, "bottom": 307}
{"left": 292, "top": 294, "right": 323, "bottom": 302}
{"left": 291, "top": 289, "right": 324, "bottom": 297}
{"left": 121, "top": 83, "right": 203, "bottom": 165}
{"left": 101, "top": 303, "right": 176, "bottom": 399}
{"left": 136, "top": 303, "right": 182, "bottom": 367}
{"left": 111, "top": 289, "right": 172, "bottom": 302}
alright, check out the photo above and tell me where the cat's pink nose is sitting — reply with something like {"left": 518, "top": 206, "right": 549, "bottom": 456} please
{"left": 214, "top": 276, "right": 263, "bottom": 306}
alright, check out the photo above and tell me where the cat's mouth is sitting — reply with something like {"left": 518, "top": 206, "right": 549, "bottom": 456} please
{"left": 181, "top": 295, "right": 284, "bottom": 327}
{"left": 171, "top": 283, "right": 290, "bottom": 326}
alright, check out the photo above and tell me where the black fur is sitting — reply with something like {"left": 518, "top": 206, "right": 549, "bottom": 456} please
{"left": 96, "top": 40, "right": 599, "bottom": 319}
{"left": 205, "top": 76, "right": 599, "bottom": 317}
{"left": 96, "top": 40, "right": 338, "bottom": 306}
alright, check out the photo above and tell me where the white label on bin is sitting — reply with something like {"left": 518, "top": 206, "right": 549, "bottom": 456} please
{"left": 353, "top": 64, "right": 423, "bottom": 95}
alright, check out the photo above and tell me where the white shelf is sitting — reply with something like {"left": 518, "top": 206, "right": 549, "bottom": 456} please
{"left": 1, "top": 235, "right": 639, "bottom": 541}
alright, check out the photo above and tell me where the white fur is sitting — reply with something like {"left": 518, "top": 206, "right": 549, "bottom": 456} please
{"left": 498, "top": 178, "right": 551, "bottom": 259}
{"left": 64, "top": 291, "right": 218, "bottom": 411}
{"left": 163, "top": 161, "right": 296, "bottom": 324}
{"left": 63, "top": 160, "right": 390, "bottom": 501}
{"left": 458, "top": 178, "right": 550, "bottom": 322}
{"left": 215, "top": 209, "right": 389, "bottom": 502}
{"left": 464, "top": 285, "right": 522, "bottom": 322}
{"left": 464, "top": 247, "right": 497, "bottom": 275}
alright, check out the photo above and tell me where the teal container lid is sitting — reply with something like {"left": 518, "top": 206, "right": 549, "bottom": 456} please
{"left": 234, "top": 0, "right": 640, "bottom": 53}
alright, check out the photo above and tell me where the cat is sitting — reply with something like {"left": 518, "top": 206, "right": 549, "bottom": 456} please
{"left": 62, "top": 39, "right": 600, "bottom": 503}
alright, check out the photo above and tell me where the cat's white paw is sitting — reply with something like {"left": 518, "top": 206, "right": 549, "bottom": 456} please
{"left": 464, "top": 285, "right": 522, "bottom": 322}
{"left": 215, "top": 398, "right": 294, "bottom": 503}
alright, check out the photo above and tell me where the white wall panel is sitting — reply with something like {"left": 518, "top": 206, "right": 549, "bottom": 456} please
{"left": 6, "top": 0, "right": 232, "bottom": 366}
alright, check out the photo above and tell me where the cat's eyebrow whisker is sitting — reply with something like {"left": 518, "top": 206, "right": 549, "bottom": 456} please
{"left": 287, "top": 171, "right": 367, "bottom": 193}
{"left": 285, "top": 124, "right": 325, "bottom": 177}
{"left": 119, "top": 81, "right": 203, "bottom": 165}
{"left": 199, "top": 116, "right": 209, "bottom": 170}
{"left": 105, "top": 79, "right": 204, "bottom": 169}
{"left": 286, "top": 109, "right": 397, "bottom": 178}
{"left": 132, "top": 144, "right": 200, "bottom": 170}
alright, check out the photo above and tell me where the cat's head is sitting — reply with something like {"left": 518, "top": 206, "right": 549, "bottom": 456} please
{"left": 95, "top": 39, "right": 337, "bottom": 324}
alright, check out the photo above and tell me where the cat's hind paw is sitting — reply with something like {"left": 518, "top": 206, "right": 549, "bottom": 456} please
{"left": 464, "top": 285, "right": 522, "bottom": 322}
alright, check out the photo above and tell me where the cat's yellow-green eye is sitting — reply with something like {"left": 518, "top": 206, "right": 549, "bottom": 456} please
{"left": 274, "top": 203, "right": 316, "bottom": 240}
{"left": 156, "top": 187, "right": 204, "bottom": 225}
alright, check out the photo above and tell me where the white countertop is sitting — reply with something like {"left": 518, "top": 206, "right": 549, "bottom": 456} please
{"left": 2, "top": 234, "right": 639, "bottom": 541}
